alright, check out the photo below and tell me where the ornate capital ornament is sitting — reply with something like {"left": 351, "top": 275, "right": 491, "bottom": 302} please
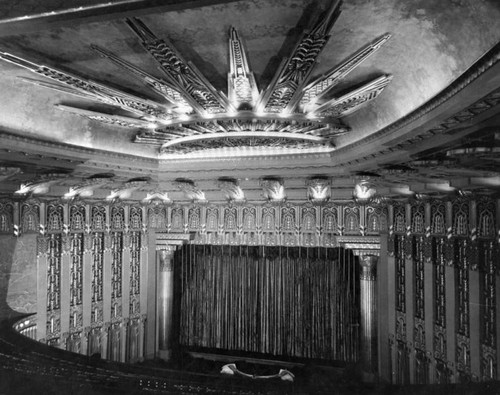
{"left": 260, "top": 178, "right": 286, "bottom": 203}
{"left": 353, "top": 180, "right": 377, "bottom": 204}
{"left": 306, "top": 178, "right": 331, "bottom": 203}
{"left": 174, "top": 179, "right": 206, "bottom": 202}
{"left": 359, "top": 255, "right": 378, "bottom": 281}
{"left": 217, "top": 178, "right": 245, "bottom": 203}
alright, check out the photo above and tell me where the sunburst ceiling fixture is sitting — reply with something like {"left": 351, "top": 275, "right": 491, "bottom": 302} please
{"left": 0, "top": 0, "right": 392, "bottom": 156}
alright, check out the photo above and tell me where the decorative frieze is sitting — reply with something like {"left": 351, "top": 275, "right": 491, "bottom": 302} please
{"left": 8, "top": 199, "right": 388, "bottom": 247}
{"left": 21, "top": 202, "right": 39, "bottom": 234}
{"left": 0, "top": 201, "right": 14, "bottom": 234}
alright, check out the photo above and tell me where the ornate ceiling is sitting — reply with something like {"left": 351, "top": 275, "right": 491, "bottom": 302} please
{"left": 0, "top": 0, "right": 499, "bottom": 204}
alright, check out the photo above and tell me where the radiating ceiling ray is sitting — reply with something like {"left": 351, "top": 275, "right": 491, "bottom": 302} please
{"left": 56, "top": 104, "right": 156, "bottom": 129}
{"left": 91, "top": 44, "right": 193, "bottom": 114}
{"left": 18, "top": 77, "right": 98, "bottom": 100}
{"left": 256, "top": 0, "right": 342, "bottom": 114}
{"left": 300, "top": 33, "right": 391, "bottom": 111}
{"left": 228, "top": 27, "right": 260, "bottom": 110}
{"left": 313, "top": 75, "right": 393, "bottom": 117}
{"left": 0, "top": 51, "right": 173, "bottom": 122}
{"left": 126, "top": 17, "right": 232, "bottom": 115}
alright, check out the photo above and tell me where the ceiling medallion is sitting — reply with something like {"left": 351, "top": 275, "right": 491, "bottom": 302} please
{"left": 0, "top": 0, "right": 391, "bottom": 157}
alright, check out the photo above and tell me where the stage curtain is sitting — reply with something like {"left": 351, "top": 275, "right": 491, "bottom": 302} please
{"left": 176, "top": 244, "right": 359, "bottom": 362}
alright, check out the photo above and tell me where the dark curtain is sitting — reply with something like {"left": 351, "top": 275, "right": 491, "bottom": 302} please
{"left": 175, "top": 244, "right": 359, "bottom": 362}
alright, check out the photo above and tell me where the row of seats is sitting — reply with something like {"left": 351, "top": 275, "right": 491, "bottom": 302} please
{"left": 0, "top": 316, "right": 297, "bottom": 394}
{"left": 5, "top": 316, "right": 495, "bottom": 395}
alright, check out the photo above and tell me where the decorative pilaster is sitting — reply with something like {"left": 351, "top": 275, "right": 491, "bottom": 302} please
{"left": 121, "top": 318, "right": 129, "bottom": 362}
{"left": 139, "top": 314, "right": 146, "bottom": 361}
{"left": 360, "top": 255, "right": 378, "bottom": 380}
{"left": 82, "top": 232, "right": 92, "bottom": 347}
{"left": 60, "top": 235, "right": 71, "bottom": 343}
{"left": 470, "top": 267, "right": 481, "bottom": 379}
{"left": 60, "top": 332, "right": 69, "bottom": 350}
{"left": 101, "top": 322, "right": 110, "bottom": 359}
{"left": 445, "top": 256, "right": 457, "bottom": 382}
{"left": 36, "top": 235, "right": 49, "bottom": 341}
{"left": 103, "top": 231, "right": 112, "bottom": 323}
{"left": 157, "top": 245, "right": 176, "bottom": 361}
{"left": 82, "top": 326, "right": 90, "bottom": 356}
{"left": 386, "top": 233, "right": 396, "bottom": 383}
{"left": 122, "top": 231, "right": 131, "bottom": 324}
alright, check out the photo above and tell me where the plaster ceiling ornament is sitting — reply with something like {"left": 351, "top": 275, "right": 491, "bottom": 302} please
{"left": 174, "top": 179, "right": 206, "bottom": 202}
{"left": 306, "top": 178, "right": 331, "bottom": 203}
{"left": 106, "top": 177, "right": 151, "bottom": 201}
{"left": 0, "top": 0, "right": 391, "bottom": 157}
{"left": 217, "top": 178, "right": 245, "bottom": 202}
{"left": 63, "top": 173, "right": 115, "bottom": 200}
{"left": 353, "top": 180, "right": 377, "bottom": 204}
{"left": 14, "top": 172, "right": 69, "bottom": 196}
{"left": 260, "top": 178, "right": 286, "bottom": 203}
{"left": 0, "top": 166, "right": 21, "bottom": 181}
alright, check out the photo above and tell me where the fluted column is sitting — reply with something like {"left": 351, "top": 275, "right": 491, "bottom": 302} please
{"left": 360, "top": 254, "right": 378, "bottom": 380}
{"left": 157, "top": 245, "right": 176, "bottom": 361}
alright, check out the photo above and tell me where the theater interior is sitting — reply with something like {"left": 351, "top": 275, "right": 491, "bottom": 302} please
{"left": 0, "top": 0, "right": 500, "bottom": 393}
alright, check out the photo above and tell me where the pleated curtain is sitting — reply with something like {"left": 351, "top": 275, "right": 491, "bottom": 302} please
{"left": 176, "top": 244, "right": 360, "bottom": 362}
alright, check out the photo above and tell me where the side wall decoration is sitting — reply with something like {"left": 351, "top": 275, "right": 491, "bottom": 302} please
{"left": 386, "top": 195, "right": 500, "bottom": 385}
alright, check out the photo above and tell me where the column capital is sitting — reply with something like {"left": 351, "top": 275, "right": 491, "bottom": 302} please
{"left": 360, "top": 254, "right": 378, "bottom": 281}
{"left": 156, "top": 244, "right": 177, "bottom": 255}
{"left": 158, "top": 246, "right": 177, "bottom": 272}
